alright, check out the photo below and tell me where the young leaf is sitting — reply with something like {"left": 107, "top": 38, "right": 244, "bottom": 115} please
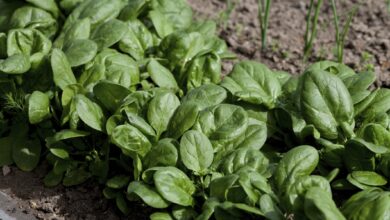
{"left": 153, "top": 167, "right": 195, "bottom": 206}
{"left": 180, "top": 130, "right": 214, "bottom": 174}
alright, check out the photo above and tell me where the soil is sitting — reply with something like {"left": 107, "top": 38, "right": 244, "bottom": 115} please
{"left": 0, "top": 163, "right": 149, "bottom": 220}
{"left": 188, "top": 0, "right": 390, "bottom": 86}
{"left": 0, "top": 1, "right": 389, "bottom": 219}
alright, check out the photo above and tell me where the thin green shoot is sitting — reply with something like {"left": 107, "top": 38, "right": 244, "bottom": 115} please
{"left": 331, "top": 0, "right": 358, "bottom": 63}
{"left": 258, "top": 0, "right": 272, "bottom": 51}
{"left": 219, "top": 0, "right": 237, "bottom": 29}
{"left": 303, "top": 0, "right": 323, "bottom": 60}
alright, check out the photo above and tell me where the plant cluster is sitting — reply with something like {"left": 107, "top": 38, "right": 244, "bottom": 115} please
{"left": 1, "top": 0, "right": 390, "bottom": 220}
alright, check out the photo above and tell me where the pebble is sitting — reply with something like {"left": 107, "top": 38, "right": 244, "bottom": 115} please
{"left": 2, "top": 165, "right": 11, "bottom": 176}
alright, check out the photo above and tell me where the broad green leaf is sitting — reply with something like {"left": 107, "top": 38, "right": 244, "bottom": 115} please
{"left": 147, "top": 59, "right": 178, "bottom": 90}
{"left": 167, "top": 102, "right": 202, "bottom": 139}
{"left": 219, "top": 148, "right": 269, "bottom": 176}
{"left": 274, "top": 145, "right": 319, "bottom": 192}
{"left": 154, "top": 167, "right": 195, "bottom": 206}
{"left": 300, "top": 70, "right": 354, "bottom": 140}
{"left": 341, "top": 189, "right": 390, "bottom": 220}
{"left": 304, "top": 187, "right": 346, "bottom": 220}
{"left": 91, "top": 19, "right": 127, "bottom": 50}
{"left": 28, "top": 91, "right": 51, "bottom": 124}
{"left": 106, "top": 175, "right": 130, "bottom": 189}
{"left": 143, "top": 139, "right": 178, "bottom": 169}
{"left": 127, "top": 181, "right": 170, "bottom": 209}
{"left": 350, "top": 171, "right": 387, "bottom": 186}
{"left": 181, "top": 84, "right": 227, "bottom": 109}
{"left": 93, "top": 81, "right": 130, "bottom": 113}
{"left": 49, "top": 148, "right": 69, "bottom": 159}
{"left": 111, "top": 124, "right": 151, "bottom": 157}
{"left": 0, "top": 137, "right": 13, "bottom": 166}
{"left": 147, "top": 92, "right": 180, "bottom": 137}
{"left": 150, "top": 0, "right": 193, "bottom": 30}
{"left": 221, "top": 61, "right": 281, "bottom": 109}
{"left": 180, "top": 130, "right": 214, "bottom": 174}
{"left": 150, "top": 212, "right": 174, "bottom": 220}
{"left": 46, "top": 129, "right": 90, "bottom": 146}
{"left": 44, "top": 170, "right": 63, "bottom": 187}
{"left": 62, "top": 167, "right": 91, "bottom": 186}
{"left": 12, "top": 138, "right": 41, "bottom": 172}
{"left": 0, "top": 54, "right": 31, "bottom": 74}
{"left": 193, "top": 104, "right": 248, "bottom": 144}
{"left": 63, "top": 39, "right": 98, "bottom": 67}
{"left": 74, "top": 94, "right": 106, "bottom": 131}
{"left": 51, "top": 48, "right": 77, "bottom": 90}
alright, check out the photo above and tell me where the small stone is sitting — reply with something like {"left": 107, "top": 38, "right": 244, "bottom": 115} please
{"left": 30, "top": 201, "right": 38, "bottom": 209}
{"left": 2, "top": 165, "right": 11, "bottom": 176}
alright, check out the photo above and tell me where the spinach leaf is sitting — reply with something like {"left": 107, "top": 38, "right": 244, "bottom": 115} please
{"left": 153, "top": 167, "right": 195, "bottom": 206}
{"left": 180, "top": 130, "right": 214, "bottom": 174}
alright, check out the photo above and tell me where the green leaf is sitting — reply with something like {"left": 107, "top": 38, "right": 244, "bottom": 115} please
{"left": 221, "top": 61, "right": 281, "bottom": 108}
{"left": 150, "top": 212, "right": 174, "bottom": 220}
{"left": 300, "top": 70, "right": 354, "bottom": 140}
{"left": 0, "top": 54, "right": 31, "bottom": 74}
{"left": 304, "top": 187, "right": 346, "bottom": 220}
{"left": 93, "top": 81, "right": 130, "bottom": 113}
{"left": 193, "top": 104, "right": 248, "bottom": 144}
{"left": 181, "top": 84, "right": 226, "bottom": 109}
{"left": 116, "top": 194, "right": 130, "bottom": 215}
{"left": 143, "top": 139, "right": 178, "bottom": 169}
{"left": 46, "top": 129, "right": 90, "bottom": 146}
{"left": 111, "top": 124, "right": 152, "bottom": 157}
{"left": 0, "top": 137, "right": 13, "bottom": 166}
{"left": 63, "top": 39, "right": 98, "bottom": 67}
{"left": 341, "top": 189, "right": 390, "bottom": 220}
{"left": 12, "top": 138, "right": 41, "bottom": 172}
{"left": 106, "top": 175, "right": 130, "bottom": 189}
{"left": 28, "top": 91, "right": 51, "bottom": 124}
{"left": 147, "top": 92, "right": 180, "bottom": 137}
{"left": 74, "top": 94, "right": 106, "bottom": 131}
{"left": 51, "top": 48, "right": 77, "bottom": 90}
{"left": 127, "top": 181, "right": 170, "bottom": 209}
{"left": 49, "top": 148, "right": 69, "bottom": 159}
{"left": 273, "top": 145, "right": 319, "bottom": 192}
{"left": 62, "top": 167, "right": 91, "bottom": 186}
{"left": 154, "top": 167, "right": 195, "bottom": 206}
{"left": 350, "top": 171, "right": 387, "bottom": 186}
{"left": 91, "top": 19, "right": 127, "bottom": 50}
{"left": 180, "top": 130, "right": 214, "bottom": 174}
{"left": 147, "top": 59, "right": 178, "bottom": 90}
{"left": 166, "top": 102, "right": 202, "bottom": 139}
{"left": 43, "top": 170, "right": 64, "bottom": 187}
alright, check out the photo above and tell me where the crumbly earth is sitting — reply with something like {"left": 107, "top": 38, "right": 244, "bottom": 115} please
{"left": 0, "top": 0, "right": 389, "bottom": 219}
{"left": 188, "top": 0, "right": 390, "bottom": 86}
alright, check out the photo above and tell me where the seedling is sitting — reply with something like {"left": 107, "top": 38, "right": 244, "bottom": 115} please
{"left": 331, "top": 0, "right": 358, "bottom": 63}
{"left": 219, "top": 0, "right": 237, "bottom": 29}
{"left": 303, "top": 0, "right": 323, "bottom": 60}
{"left": 258, "top": 0, "right": 272, "bottom": 50}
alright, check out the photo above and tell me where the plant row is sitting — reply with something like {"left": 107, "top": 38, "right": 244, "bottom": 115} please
{"left": 1, "top": 0, "right": 390, "bottom": 220}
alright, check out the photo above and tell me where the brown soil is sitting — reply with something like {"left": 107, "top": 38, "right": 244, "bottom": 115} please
{"left": 0, "top": 163, "right": 149, "bottom": 220}
{"left": 0, "top": 1, "right": 389, "bottom": 219}
{"left": 188, "top": 0, "right": 390, "bottom": 86}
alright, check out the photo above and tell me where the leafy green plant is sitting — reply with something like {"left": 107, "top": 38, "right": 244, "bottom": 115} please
{"left": 258, "top": 0, "right": 272, "bottom": 50}
{"left": 1, "top": 0, "right": 390, "bottom": 219}
{"left": 303, "top": 0, "right": 323, "bottom": 60}
{"left": 330, "top": 0, "right": 358, "bottom": 63}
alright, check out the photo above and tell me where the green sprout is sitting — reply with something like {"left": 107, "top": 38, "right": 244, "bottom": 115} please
{"left": 303, "top": 0, "right": 323, "bottom": 60}
{"left": 219, "top": 0, "right": 237, "bottom": 29}
{"left": 331, "top": 0, "right": 358, "bottom": 63}
{"left": 258, "top": 0, "right": 272, "bottom": 51}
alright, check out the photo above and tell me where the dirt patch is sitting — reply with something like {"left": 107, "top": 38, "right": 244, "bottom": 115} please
{"left": 0, "top": 163, "right": 149, "bottom": 220}
{"left": 188, "top": 0, "right": 390, "bottom": 86}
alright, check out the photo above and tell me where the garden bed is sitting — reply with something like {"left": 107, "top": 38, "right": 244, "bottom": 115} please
{"left": 0, "top": 0, "right": 389, "bottom": 220}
